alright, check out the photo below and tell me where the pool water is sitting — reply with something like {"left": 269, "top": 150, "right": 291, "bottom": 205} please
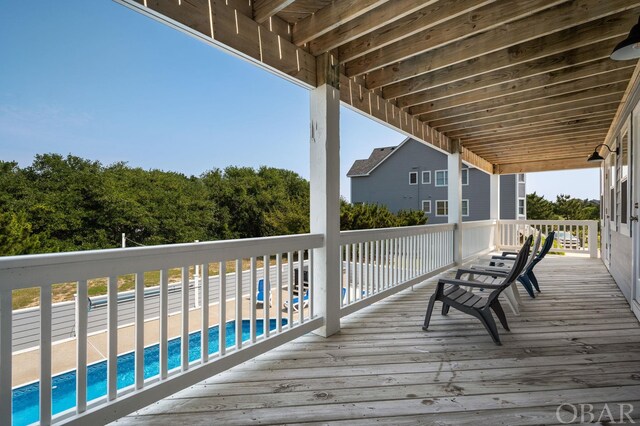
{"left": 12, "top": 319, "right": 284, "bottom": 426}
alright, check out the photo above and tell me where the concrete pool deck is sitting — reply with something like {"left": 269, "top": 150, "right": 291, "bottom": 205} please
{"left": 12, "top": 290, "right": 303, "bottom": 386}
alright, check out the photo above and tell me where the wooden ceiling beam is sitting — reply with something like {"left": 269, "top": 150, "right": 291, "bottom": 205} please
{"left": 253, "top": 0, "right": 297, "bottom": 24}
{"left": 346, "top": 0, "right": 565, "bottom": 77}
{"left": 459, "top": 122, "right": 614, "bottom": 145}
{"left": 384, "top": 28, "right": 630, "bottom": 102}
{"left": 391, "top": 40, "right": 617, "bottom": 106}
{"left": 467, "top": 134, "right": 608, "bottom": 153}
{"left": 308, "top": 0, "right": 436, "bottom": 55}
{"left": 403, "top": 60, "right": 631, "bottom": 117}
{"left": 496, "top": 157, "right": 599, "bottom": 173}
{"left": 291, "top": 0, "right": 389, "bottom": 46}
{"left": 365, "top": 3, "right": 640, "bottom": 89}
{"left": 465, "top": 135, "right": 608, "bottom": 158}
{"left": 337, "top": 0, "right": 493, "bottom": 63}
{"left": 410, "top": 66, "right": 634, "bottom": 116}
{"left": 464, "top": 129, "right": 609, "bottom": 149}
{"left": 449, "top": 113, "right": 615, "bottom": 139}
{"left": 483, "top": 144, "right": 602, "bottom": 163}
{"left": 438, "top": 100, "right": 620, "bottom": 132}
{"left": 340, "top": 75, "right": 453, "bottom": 153}
{"left": 421, "top": 80, "right": 629, "bottom": 124}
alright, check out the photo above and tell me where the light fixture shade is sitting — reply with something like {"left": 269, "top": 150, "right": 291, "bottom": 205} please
{"left": 611, "top": 16, "right": 640, "bottom": 60}
{"left": 587, "top": 151, "right": 605, "bottom": 162}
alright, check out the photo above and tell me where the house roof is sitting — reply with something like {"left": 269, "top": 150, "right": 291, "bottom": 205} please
{"left": 346, "top": 146, "right": 396, "bottom": 177}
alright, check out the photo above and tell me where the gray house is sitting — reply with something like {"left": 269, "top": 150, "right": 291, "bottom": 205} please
{"left": 348, "top": 138, "right": 526, "bottom": 223}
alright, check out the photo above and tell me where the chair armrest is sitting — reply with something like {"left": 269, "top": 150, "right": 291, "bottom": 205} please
{"left": 470, "top": 265, "right": 510, "bottom": 274}
{"left": 440, "top": 278, "right": 502, "bottom": 289}
{"left": 491, "top": 255, "right": 516, "bottom": 261}
{"left": 455, "top": 268, "right": 506, "bottom": 279}
{"left": 501, "top": 251, "right": 518, "bottom": 256}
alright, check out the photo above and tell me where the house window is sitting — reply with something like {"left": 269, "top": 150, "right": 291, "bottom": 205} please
{"left": 462, "top": 199, "right": 469, "bottom": 216}
{"left": 422, "top": 171, "right": 431, "bottom": 184}
{"left": 421, "top": 200, "right": 431, "bottom": 213}
{"left": 409, "top": 171, "right": 418, "bottom": 185}
{"left": 617, "top": 122, "right": 630, "bottom": 235}
{"left": 435, "top": 170, "right": 448, "bottom": 186}
{"left": 436, "top": 200, "right": 448, "bottom": 216}
{"left": 518, "top": 173, "right": 525, "bottom": 183}
{"left": 518, "top": 198, "right": 526, "bottom": 216}
{"left": 462, "top": 169, "right": 469, "bottom": 186}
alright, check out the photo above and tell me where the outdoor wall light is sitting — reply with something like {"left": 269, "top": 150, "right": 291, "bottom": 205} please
{"left": 611, "top": 16, "right": 640, "bottom": 60}
{"left": 586, "top": 144, "right": 619, "bottom": 162}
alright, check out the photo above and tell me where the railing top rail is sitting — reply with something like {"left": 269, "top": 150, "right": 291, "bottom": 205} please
{"left": 339, "top": 223, "right": 455, "bottom": 245}
{"left": 498, "top": 219, "right": 597, "bottom": 226}
{"left": 0, "top": 233, "right": 324, "bottom": 291}
{"left": 459, "top": 219, "right": 497, "bottom": 230}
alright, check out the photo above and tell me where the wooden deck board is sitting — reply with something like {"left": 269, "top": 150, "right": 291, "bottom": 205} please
{"left": 114, "top": 256, "right": 640, "bottom": 425}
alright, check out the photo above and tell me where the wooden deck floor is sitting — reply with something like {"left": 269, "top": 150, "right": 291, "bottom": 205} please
{"left": 115, "top": 256, "right": 640, "bottom": 425}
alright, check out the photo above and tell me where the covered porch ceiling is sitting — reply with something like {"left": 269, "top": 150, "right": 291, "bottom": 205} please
{"left": 118, "top": 0, "right": 640, "bottom": 174}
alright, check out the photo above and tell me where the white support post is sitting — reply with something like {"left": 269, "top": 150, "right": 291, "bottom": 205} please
{"left": 310, "top": 82, "right": 341, "bottom": 338}
{"left": 588, "top": 221, "right": 598, "bottom": 258}
{"left": 490, "top": 173, "right": 501, "bottom": 250}
{"left": 448, "top": 147, "right": 463, "bottom": 265}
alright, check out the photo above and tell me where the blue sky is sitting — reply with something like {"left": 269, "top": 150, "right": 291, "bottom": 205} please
{"left": 0, "top": 1, "right": 599, "bottom": 201}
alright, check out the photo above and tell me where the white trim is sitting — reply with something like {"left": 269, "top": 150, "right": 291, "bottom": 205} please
{"left": 435, "top": 200, "right": 448, "bottom": 216}
{"left": 409, "top": 171, "right": 418, "bottom": 185}
{"left": 461, "top": 168, "right": 469, "bottom": 186}
{"left": 421, "top": 170, "right": 431, "bottom": 184}
{"left": 435, "top": 170, "right": 448, "bottom": 187}
{"left": 462, "top": 199, "right": 470, "bottom": 217}
{"left": 517, "top": 197, "right": 526, "bottom": 217}
{"left": 421, "top": 200, "right": 431, "bottom": 213}
{"left": 618, "top": 117, "right": 631, "bottom": 236}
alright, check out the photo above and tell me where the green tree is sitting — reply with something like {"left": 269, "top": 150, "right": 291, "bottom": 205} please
{"left": 526, "top": 192, "right": 557, "bottom": 220}
{"left": 0, "top": 211, "right": 41, "bottom": 256}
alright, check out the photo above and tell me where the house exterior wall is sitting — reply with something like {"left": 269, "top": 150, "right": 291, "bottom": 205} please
{"left": 349, "top": 139, "right": 523, "bottom": 223}
{"left": 600, "top": 77, "right": 640, "bottom": 310}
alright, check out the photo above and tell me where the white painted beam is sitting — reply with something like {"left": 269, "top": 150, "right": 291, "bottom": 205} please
{"left": 310, "top": 83, "right": 341, "bottom": 337}
{"left": 448, "top": 148, "right": 463, "bottom": 265}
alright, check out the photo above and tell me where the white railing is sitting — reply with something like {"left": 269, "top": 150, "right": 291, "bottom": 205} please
{"left": 0, "top": 233, "right": 323, "bottom": 425}
{"left": 338, "top": 223, "right": 456, "bottom": 316}
{"left": 460, "top": 220, "right": 498, "bottom": 261}
{"left": 497, "top": 220, "right": 598, "bottom": 258}
{"left": 0, "top": 218, "right": 600, "bottom": 425}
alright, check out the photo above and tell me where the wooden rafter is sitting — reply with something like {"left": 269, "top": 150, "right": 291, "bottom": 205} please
{"left": 116, "top": 0, "right": 640, "bottom": 174}
{"left": 381, "top": 11, "right": 637, "bottom": 99}
{"left": 308, "top": 0, "right": 436, "bottom": 56}
{"left": 345, "top": 0, "right": 566, "bottom": 77}
{"left": 362, "top": 0, "right": 639, "bottom": 88}
{"left": 338, "top": 0, "right": 493, "bottom": 63}
{"left": 413, "top": 68, "right": 634, "bottom": 117}
{"left": 291, "top": 0, "right": 390, "bottom": 46}
{"left": 422, "top": 81, "right": 629, "bottom": 124}
{"left": 253, "top": 0, "right": 297, "bottom": 24}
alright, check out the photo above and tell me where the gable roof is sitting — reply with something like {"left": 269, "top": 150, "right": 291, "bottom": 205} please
{"left": 347, "top": 146, "right": 395, "bottom": 177}
{"left": 348, "top": 137, "right": 481, "bottom": 178}
{"left": 347, "top": 138, "right": 415, "bottom": 177}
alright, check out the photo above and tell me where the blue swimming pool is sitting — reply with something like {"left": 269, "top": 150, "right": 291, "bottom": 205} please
{"left": 12, "top": 319, "right": 284, "bottom": 426}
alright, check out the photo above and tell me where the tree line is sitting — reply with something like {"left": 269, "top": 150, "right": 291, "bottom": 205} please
{"left": 526, "top": 192, "right": 600, "bottom": 221}
{"left": 0, "top": 154, "right": 426, "bottom": 256}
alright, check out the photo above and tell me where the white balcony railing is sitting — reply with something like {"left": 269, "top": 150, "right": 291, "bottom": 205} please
{"left": 339, "top": 223, "right": 455, "bottom": 316}
{"left": 498, "top": 220, "right": 598, "bottom": 258}
{"left": 461, "top": 219, "right": 498, "bottom": 261}
{"left": 0, "top": 219, "right": 598, "bottom": 425}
